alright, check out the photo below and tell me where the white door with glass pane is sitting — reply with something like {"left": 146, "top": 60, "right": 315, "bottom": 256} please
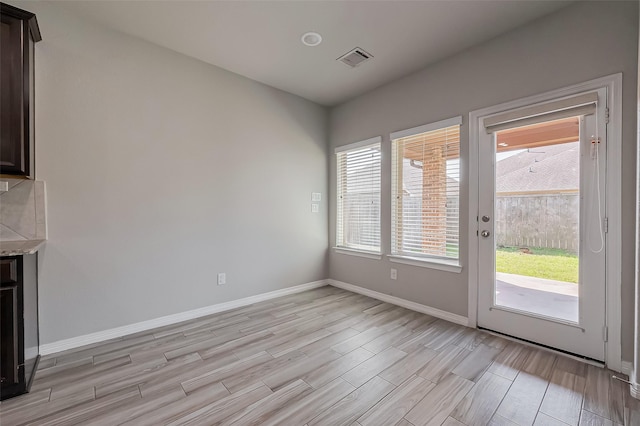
{"left": 477, "top": 89, "right": 607, "bottom": 361}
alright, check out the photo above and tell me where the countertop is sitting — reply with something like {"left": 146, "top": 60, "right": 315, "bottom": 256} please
{"left": 0, "top": 239, "right": 46, "bottom": 256}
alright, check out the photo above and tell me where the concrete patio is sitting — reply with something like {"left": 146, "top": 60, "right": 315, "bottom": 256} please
{"left": 495, "top": 272, "right": 579, "bottom": 323}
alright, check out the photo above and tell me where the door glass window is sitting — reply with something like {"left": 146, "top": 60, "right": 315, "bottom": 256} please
{"left": 493, "top": 116, "right": 580, "bottom": 323}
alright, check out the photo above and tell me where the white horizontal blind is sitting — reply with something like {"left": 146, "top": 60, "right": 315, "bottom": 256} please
{"left": 336, "top": 140, "right": 381, "bottom": 252}
{"left": 392, "top": 121, "right": 460, "bottom": 260}
{"left": 484, "top": 92, "right": 598, "bottom": 133}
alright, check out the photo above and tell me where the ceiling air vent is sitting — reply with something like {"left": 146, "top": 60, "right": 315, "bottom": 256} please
{"left": 337, "top": 47, "right": 373, "bottom": 68}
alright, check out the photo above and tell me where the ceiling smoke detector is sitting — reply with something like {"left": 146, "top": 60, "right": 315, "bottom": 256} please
{"left": 301, "top": 32, "right": 322, "bottom": 47}
{"left": 337, "top": 47, "right": 373, "bottom": 68}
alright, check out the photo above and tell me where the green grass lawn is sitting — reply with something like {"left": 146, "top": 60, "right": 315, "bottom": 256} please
{"left": 495, "top": 246, "right": 578, "bottom": 283}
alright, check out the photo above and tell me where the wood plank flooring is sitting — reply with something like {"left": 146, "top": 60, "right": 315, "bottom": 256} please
{"left": 1, "top": 286, "right": 638, "bottom": 425}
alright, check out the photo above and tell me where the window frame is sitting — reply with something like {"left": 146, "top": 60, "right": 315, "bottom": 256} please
{"left": 334, "top": 136, "right": 382, "bottom": 257}
{"left": 389, "top": 116, "right": 463, "bottom": 272}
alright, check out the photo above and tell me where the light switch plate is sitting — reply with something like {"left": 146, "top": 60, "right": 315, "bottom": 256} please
{"left": 311, "top": 203, "right": 319, "bottom": 213}
{"left": 0, "top": 181, "right": 8, "bottom": 192}
{"left": 311, "top": 192, "right": 322, "bottom": 202}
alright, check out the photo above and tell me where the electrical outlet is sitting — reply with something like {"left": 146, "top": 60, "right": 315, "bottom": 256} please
{"left": 390, "top": 269, "right": 397, "bottom": 280}
{"left": 217, "top": 273, "right": 226, "bottom": 285}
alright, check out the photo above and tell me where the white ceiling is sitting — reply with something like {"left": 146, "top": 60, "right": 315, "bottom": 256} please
{"left": 55, "top": 0, "right": 574, "bottom": 106}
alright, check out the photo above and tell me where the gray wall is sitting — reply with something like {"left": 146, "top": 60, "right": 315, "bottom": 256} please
{"left": 328, "top": 1, "right": 638, "bottom": 361}
{"left": 19, "top": 2, "right": 328, "bottom": 345}
{"left": 634, "top": 0, "right": 640, "bottom": 392}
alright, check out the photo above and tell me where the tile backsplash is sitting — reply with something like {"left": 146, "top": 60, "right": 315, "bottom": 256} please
{"left": 0, "top": 178, "right": 46, "bottom": 242}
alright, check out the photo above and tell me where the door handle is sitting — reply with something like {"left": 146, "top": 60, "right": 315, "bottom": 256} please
{"left": 481, "top": 230, "right": 491, "bottom": 238}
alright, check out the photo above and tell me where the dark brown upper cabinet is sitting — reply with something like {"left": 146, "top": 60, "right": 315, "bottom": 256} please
{"left": 0, "top": 3, "right": 41, "bottom": 178}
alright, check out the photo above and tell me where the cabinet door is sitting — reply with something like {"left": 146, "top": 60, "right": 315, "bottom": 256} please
{"left": 0, "top": 285, "right": 19, "bottom": 385}
{"left": 0, "top": 13, "right": 26, "bottom": 175}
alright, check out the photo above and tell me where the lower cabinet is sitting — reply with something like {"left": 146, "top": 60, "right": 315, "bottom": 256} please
{"left": 0, "top": 254, "right": 39, "bottom": 400}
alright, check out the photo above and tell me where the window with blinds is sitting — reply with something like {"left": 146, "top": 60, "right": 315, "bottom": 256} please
{"left": 391, "top": 117, "right": 461, "bottom": 261}
{"left": 336, "top": 137, "right": 382, "bottom": 253}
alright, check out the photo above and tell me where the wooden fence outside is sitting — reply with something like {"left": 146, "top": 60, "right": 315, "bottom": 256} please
{"left": 495, "top": 193, "right": 579, "bottom": 252}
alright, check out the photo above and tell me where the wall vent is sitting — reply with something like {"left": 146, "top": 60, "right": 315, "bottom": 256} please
{"left": 337, "top": 47, "right": 373, "bottom": 68}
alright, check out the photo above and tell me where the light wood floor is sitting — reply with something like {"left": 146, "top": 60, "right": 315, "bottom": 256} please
{"left": 1, "top": 286, "right": 638, "bottom": 425}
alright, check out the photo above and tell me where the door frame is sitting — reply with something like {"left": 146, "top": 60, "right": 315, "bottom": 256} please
{"left": 467, "top": 74, "right": 623, "bottom": 371}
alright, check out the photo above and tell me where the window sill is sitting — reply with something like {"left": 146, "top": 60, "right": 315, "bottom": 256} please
{"left": 387, "top": 255, "right": 462, "bottom": 273}
{"left": 333, "top": 247, "right": 382, "bottom": 260}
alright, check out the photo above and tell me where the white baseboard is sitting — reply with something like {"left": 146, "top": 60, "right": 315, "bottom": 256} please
{"left": 627, "top": 363, "right": 640, "bottom": 400}
{"left": 40, "top": 280, "right": 328, "bottom": 355}
{"left": 617, "top": 362, "right": 640, "bottom": 400}
{"left": 327, "top": 279, "right": 469, "bottom": 326}
{"left": 631, "top": 385, "right": 640, "bottom": 400}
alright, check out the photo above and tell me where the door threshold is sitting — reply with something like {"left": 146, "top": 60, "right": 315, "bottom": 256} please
{"left": 478, "top": 326, "right": 605, "bottom": 368}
